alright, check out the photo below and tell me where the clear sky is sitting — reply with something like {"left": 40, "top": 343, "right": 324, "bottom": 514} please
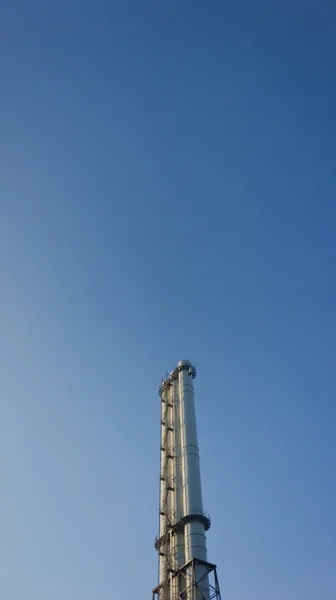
{"left": 0, "top": 2, "right": 335, "bottom": 599}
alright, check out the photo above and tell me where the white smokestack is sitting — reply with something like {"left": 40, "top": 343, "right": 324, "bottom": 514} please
{"left": 154, "top": 361, "right": 218, "bottom": 600}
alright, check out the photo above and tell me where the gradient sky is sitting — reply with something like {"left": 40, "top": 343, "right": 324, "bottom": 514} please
{"left": 1, "top": 2, "right": 336, "bottom": 599}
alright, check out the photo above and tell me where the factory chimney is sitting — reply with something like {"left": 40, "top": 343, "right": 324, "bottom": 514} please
{"left": 152, "top": 360, "right": 222, "bottom": 600}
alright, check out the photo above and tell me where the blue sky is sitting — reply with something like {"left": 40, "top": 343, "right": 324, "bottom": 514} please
{"left": 1, "top": 2, "right": 335, "bottom": 599}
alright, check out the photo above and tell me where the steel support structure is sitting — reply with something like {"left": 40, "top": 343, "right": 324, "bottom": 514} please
{"left": 152, "top": 558, "right": 222, "bottom": 600}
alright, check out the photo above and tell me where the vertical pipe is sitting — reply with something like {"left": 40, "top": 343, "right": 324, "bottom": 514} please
{"left": 167, "top": 381, "right": 174, "bottom": 525}
{"left": 178, "top": 360, "right": 210, "bottom": 600}
{"left": 172, "top": 371, "right": 185, "bottom": 568}
{"left": 166, "top": 380, "right": 174, "bottom": 600}
{"left": 171, "top": 370, "right": 185, "bottom": 600}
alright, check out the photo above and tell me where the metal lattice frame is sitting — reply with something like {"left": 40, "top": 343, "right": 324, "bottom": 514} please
{"left": 158, "top": 377, "right": 175, "bottom": 600}
{"left": 153, "top": 558, "right": 221, "bottom": 600}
